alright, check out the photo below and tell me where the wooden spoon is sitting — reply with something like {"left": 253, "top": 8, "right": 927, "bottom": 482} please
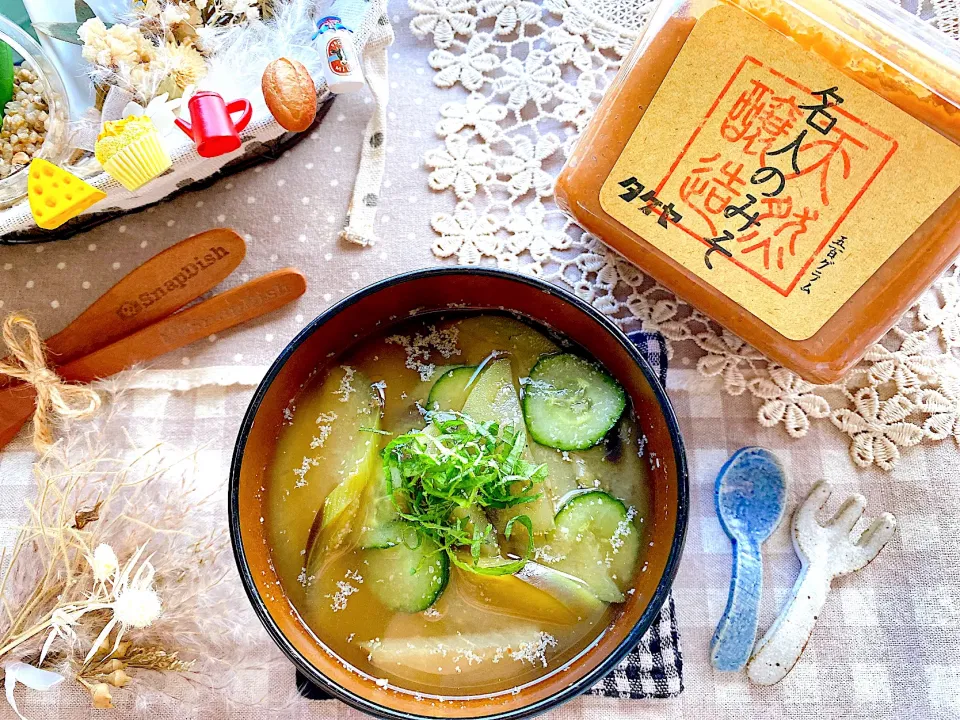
{"left": 0, "top": 268, "right": 306, "bottom": 450}
{"left": 41, "top": 228, "right": 247, "bottom": 365}
{"left": 0, "top": 228, "right": 245, "bottom": 390}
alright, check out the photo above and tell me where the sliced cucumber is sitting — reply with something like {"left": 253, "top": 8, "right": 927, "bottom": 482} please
{"left": 540, "top": 490, "right": 639, "bottom": 602}
{"left": 359, "top": 519, "right": 406, "bottom": 549}
{"left": 365, "top": 529, "right": 449, "bottom": 612}
{"left": 523, "top": 354, "right": 626, "bottom": 451}
{"left": 358, "top": 464, "right": 402, "bottom": 549}
{"left": 426, "top": 365, "right": 477, "bottom": 412}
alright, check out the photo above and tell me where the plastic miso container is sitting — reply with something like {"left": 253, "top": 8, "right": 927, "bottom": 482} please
{"left": 555, "top": 0, "right": 960, "bottom": 383}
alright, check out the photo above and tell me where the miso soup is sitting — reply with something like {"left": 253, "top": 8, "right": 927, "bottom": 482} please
{"left": 265, "top": 314, "right": 652, "bottom": 697}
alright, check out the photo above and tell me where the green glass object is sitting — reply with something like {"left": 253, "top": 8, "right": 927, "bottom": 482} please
{"left": 0, "top": 40, "right": 12, "bottom": 117}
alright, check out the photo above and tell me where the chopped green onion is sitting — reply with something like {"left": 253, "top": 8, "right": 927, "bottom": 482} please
{"left": 381, "top": 412, "right": 546, "bottom": 575}
{"left": 360, "top": 427, "right": 393, "bottom": 435}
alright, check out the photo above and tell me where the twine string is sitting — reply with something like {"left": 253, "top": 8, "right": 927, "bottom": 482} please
{"left": 0, "top": 314, "right": 101, "bottom": 451}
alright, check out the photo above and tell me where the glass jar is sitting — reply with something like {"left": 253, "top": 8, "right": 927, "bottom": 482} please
{"left": 556, "top": 0, "right": 960, "bottom": 383}
{"left": 0, "top": 14, "right": 70, "bottom": 208}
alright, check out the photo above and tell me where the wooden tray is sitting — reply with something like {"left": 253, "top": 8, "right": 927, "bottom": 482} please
{"left": 0, "top": 97, "right": 334, "bottom": 245}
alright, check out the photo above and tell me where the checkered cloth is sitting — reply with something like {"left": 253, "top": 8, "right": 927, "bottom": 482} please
{"left": 589, "top": 593, "right": 684, "bottom": 699}
{"left": 588, "top": 332, "right": 683, "bottom": 699}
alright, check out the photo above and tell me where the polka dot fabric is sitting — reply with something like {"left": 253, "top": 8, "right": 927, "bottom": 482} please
{"left": 0, "top": 9, "right": 447, "bottom": 371}
{"left": 0, "top": 0, "right": 392, "bottom": 242}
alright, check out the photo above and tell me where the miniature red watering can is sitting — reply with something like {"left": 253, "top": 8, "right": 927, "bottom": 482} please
{"left": 175, "top": 91, "right": 252, "bottom": 158}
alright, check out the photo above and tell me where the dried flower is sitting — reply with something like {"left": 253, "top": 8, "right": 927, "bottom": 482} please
{"left": 127, "top": 63, "right": 173, "bottom": 102}
{"left": 90, "top": 682, "right": 113, "bottom": 709}
{"left": 90, "top": 544, "right": 119, "bottom": 583}
{"left": 104, "top": 669, "right": 132, "bottom": 688}
{"left": 124, "top": 646, "right": 194, "bottom": 672}
{"left": 161, "top": 4, "right": 191, "bottom": 24}
{"left": 83, "top": 548, "right": 163, "bottom": 663}
{"left": 123, "top": 92, "right": 182, "bottom": 136}
{"left": 21, "top": 544, "right": 165, "bottom": 673}
{"left": 159, "top": 41, "right": 207, "bottom": 91}
{"left": 78, "top": 19, "right": 155, "bottom": 68}
{"left": 98, "top": 659, "right": 125, "bottom": 673}
{"left": 73, "top": 500, "right": 102, "bottom": 530}
{"left": 113, "top": 587, "right": 163, "bottom": 629}
{"left": 0, "top": 404, "right": 272, "bottom": 715}
{"left": 172, "top": 5, "right": 202, "bottom": 44}
{"left": 139, "top": 0, "right": 202, "bottom": 44}
{"left": 92, "top": 640, "right": 131, "bottom": 663}
{"left": 223, "top": 0, "right": 261, "bottom": 21}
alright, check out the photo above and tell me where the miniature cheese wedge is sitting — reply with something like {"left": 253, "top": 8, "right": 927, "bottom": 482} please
{"left": 28, "top": 158, "right": 106, "bottom": 230}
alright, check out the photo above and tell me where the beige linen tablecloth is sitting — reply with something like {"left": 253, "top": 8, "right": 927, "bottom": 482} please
{"left": 1, "top": 2, "right": 960, "bottom": 718}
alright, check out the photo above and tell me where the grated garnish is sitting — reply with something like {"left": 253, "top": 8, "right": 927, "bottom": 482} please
{"left": 293, "top": 456, "right": 319, "bottom": 488}
{"left": 386, "top": 325, "right": 460, "bottom": 381}
{"left": 333, "top": 366, "right": 357, "bottom": 403}
{"left": 326, "top": 580, "right": 358, "bottom": 612}
{"left": 510, "top": 632, "right": 557, "bottom": 667}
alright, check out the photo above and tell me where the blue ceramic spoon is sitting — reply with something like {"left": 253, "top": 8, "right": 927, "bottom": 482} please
{"left": 710, "top": 447, "right": 788, "bottom": 672}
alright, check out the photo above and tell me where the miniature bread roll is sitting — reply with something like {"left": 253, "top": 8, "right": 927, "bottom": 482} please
{"left": 262, "top": 58, "right": 317, "bottom": 132}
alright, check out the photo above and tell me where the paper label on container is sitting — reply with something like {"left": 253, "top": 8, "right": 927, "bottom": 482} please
{"left": 599, "top": 4, "right": 960, "bottom": 341}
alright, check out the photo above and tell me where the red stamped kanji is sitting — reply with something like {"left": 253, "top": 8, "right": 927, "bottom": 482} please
{"left": 655, "top": 57, "right": 897, "bottom": 296}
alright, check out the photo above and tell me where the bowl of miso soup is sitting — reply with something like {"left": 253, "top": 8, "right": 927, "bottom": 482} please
{"left": 230, "top": 267, "right": 688, "bottom": 718}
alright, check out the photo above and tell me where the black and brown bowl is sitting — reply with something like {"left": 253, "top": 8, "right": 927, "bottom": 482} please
{"left": 229, "top": 267, "right": 688, "bottom": 719}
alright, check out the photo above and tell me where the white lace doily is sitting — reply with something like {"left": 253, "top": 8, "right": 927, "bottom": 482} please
{"left": 409, "top": 0, "right": 960, "bottom": 471}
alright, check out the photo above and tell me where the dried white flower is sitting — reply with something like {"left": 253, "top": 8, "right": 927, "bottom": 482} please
{"left": 90, "top": 544, "right": 118, "bottom": 583}
{"left": 82, "top": 547, "right": 164, "bottom": 664}
{"left": 122, "top": 92, "right": 182, "bottom": 137}
{"left": 156, "top": 40, "right": 207, "bottom": 90}
{"left": 78, "top": 19, "right": 155, "bottom": 68}
{"left": 3, "top": 662, "right": 64, "bottom": 720}
{"left": 0, "top": 431, "right": 228, "bottom": 718}
{"left": 161, "top": 4, "right": 191, "bottom": 25}
{"left": 113, "top": 587, "right": 162, "bottom": 628}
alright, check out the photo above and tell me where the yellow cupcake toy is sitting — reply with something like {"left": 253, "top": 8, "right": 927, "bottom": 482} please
{"left": 95, "top": 115, "right": 171, "bottom": 191}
